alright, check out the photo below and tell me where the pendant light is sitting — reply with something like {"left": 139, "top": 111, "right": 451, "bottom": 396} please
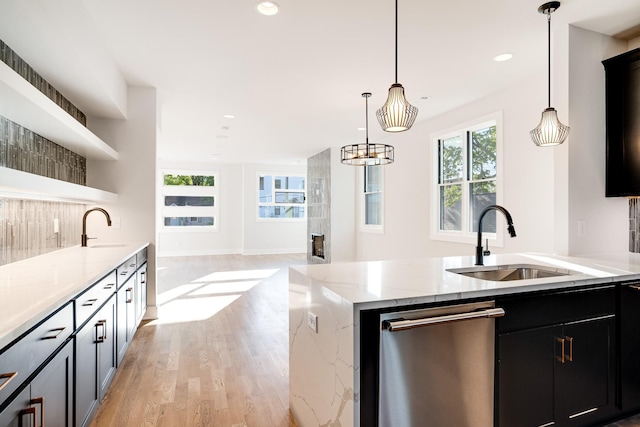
{"left": 530, "top": 1, "right": 570, "bottom": 146}
{"left": 376, "top": 0, "right": 418, "bottom": 132}
{"left": 341, "top": 93, "right": 394, "bottom": 166}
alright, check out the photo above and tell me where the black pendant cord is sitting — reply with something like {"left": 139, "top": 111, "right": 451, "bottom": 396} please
{"left": 365, "top": 93, "right": 371, "bottom": 157}
{"left": 547, "top": 11, "right": 551, "bottom": 108}
{"left": 394, "top": 0, "right": 398, "bottom": 84}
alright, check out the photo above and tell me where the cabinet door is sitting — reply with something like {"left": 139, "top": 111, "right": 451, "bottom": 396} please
{"left": 498, "top": 325, "right": 560, "bottom": 427}
{"left": 30, "top": 340, "right": 74, "bottom": 427}
{"left": 621, "top": 284, "right": 640, "bottom": 410}
{"left": 116, "top": 282, "right": 134, "bottom": 366}
{"left": 75, "top": 313, "right": 100, "bottom": 427}
{"left": 136, "top": 263, "right": 147, "bottom": 325}
{"left": 97, "top": 296, "right": 117, "bottom": 401}
{"left": 557, "top": 316, "right": 616, "bottom": 425}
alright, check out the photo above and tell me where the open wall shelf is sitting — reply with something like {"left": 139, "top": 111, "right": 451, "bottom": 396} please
{"left": 0, "top": 167, "right": 118, "bottom": 204}
{"left": 0, "top": 60, "right": 118, "bottom": 161}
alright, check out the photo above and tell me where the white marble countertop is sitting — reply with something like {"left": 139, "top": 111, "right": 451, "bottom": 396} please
{"left": 0, "top": 242, "right": 148, "bottom": 349}
{"left": 291, "top": 252, "right": 640, "bottom": 309}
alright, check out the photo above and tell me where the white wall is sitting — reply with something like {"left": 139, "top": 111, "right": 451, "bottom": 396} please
{"left": 357, "top": 76, "right": 555, "bottom": 261}
{"left": 566, "top": 26, "right": 628, "bottom": 255}
{"left": 242, "top": 163, "right": 307, "bottom": 255}
{"left": 156, "top": 161, "right": 243, "bottom": 256}
{"left": 356, "top": 26, "right": 636, "bottom": 262}
{"left": 86, "top": 86, "right": 158, "bottom": 317}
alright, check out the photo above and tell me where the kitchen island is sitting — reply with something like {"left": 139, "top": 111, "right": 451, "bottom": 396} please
{"left": 289, "top": 252, "right": 640, "bottom": 427}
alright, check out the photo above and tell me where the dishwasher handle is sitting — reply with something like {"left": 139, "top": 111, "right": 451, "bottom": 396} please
{"left": 383, "top": 307, "right": 505, "bottom": 332}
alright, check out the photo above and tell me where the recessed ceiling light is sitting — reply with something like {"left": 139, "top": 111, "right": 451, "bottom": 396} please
{"left": 223, "top": 114, "right": 235, "bottom": 119}
{"left": 494, "top": 53, "right": 514, "bottom": 62}
{"left": 256, "top": 1, "right": 279, "bottom": 16}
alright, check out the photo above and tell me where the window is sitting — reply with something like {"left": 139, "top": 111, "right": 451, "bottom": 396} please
{"left": 362, "top": 165, "right": 384, "bottom": 231}
{"left": 431, "top": 112, "right": 502, "bottom": 244}
{"left": 257, "top": 174, "right": 306, "bottom": 220}
{"left": 161, "top": 171, "right": 218, "bottom": 230}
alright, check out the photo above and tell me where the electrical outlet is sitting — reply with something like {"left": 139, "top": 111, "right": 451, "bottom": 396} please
{"left": 307, "top": 311, "right": 318, "bottom": 333}
{"left": 578, "top": 220, "right": 587, "bottom": 238}
{"left": 112, "top": 217, "right": 121, "bottom": 229}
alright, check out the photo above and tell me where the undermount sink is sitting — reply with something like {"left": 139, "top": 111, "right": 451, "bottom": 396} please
{"left": 447, "top": 264, "right": 576, "bottom": 282}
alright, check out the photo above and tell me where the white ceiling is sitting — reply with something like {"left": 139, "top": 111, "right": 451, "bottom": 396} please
{"left": 1, "top": 0, "right": 639, "bottom": 165}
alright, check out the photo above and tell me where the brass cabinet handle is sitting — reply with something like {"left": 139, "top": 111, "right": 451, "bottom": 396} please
{"left": 41, "top": 327, "right": 66, "bottom": 340}
{"left": 126, "top": 288, "right": 133, "bottom": 304}
{"left": 82, "top": 298, "right": 98, "bottom": 307}
{"left": 556, "top": 337, "right": 566, "bottom": 363}
{"left": 19, "top": 407, "right": 36, "bottom": 427}
{"left": 0, "top": 372, "right": 17, "bottom": 391}
{"left": 566, "top": 336, "right": 574, "bottom": 362}
{"left": 630, "top": 284, "right": 640, "bottom": 291}
{"left": 31, "top": 397, "right": 44, "bottom": 427}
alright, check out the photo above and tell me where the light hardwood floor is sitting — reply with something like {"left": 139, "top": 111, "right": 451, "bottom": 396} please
{"left": 90, "top": 253, "right": 640, "bottom": 427}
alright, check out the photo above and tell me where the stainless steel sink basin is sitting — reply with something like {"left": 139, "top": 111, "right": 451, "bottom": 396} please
{"left": 447, "top": 264, "right": 575, "bottom": 282}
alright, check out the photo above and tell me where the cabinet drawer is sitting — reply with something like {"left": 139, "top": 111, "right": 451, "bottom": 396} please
{"left": 136, "top": 247, "right": 147, "bottom": 268}
{"left": 0, "top": 302, "right": 73, "bottom": 404}
{"left": 75, "top": 271, "right": 117, "bottom": 329}
{"left": 497, "top": 286, "right": 616, "bottom": 333}
{"left": 117, "top": 256, "right": 137, "bottom": 288}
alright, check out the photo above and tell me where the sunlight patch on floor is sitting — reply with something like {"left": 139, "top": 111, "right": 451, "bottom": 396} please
{"left": 151, "top": 268, "right": 279, "bottom": 325}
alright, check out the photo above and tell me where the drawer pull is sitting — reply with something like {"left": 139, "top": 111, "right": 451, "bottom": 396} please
{"left": 0, "top": 372, "right": 17, "bottom": 391}
{"left": 126, "top": 287, "right": 133, "bottom": 304}
{"left": 103, "top": 283, "right": 115, "bottom": 290}
{"left": 83, "top": 298, "right": 98, "bottom": 307}
{"left": 629, "top": 284, "right": 640, "bottom": 291}
{"left": 41, "top": 327, "right": 66, "bottom": 340}
{"left": 141, "top": 271, "right": 146, "bottom": 284}
{"left": 120, "top": 271, "right": 128, "bottom": 276}
{"left": 129, "top": 263, "right": 136, "bottom": 268}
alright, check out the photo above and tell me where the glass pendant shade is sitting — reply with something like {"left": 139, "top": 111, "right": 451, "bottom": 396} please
{"left": 530, "top": 107, "right": 570, "bottom": 146}
{"left": 341, "top": 143, "right": 394, "bottom": 166}
{"left": 376, "top": 84, "right": 418, "bottom": 132}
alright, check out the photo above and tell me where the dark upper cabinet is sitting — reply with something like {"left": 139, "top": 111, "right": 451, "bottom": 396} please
{"left": 603, "top": 48, "right": 640, "bottom": 197}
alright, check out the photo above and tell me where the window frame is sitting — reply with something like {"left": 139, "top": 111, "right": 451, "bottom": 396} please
{"left": 160, "top": 169, "right": 219, "bottom": 232}
{"left": 430, "top": 111, "right": 503, "bottom": 246}
{"left": 360, "top": 165, "right": 384, "bottom": 234}
{"left": 256, "top": 172, "right": 307, "bottom": 222}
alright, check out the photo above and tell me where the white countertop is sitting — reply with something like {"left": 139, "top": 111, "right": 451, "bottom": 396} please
{"left": 290, "top": 252, "right": 640, "bottom": 308}
{"left": 0, "top": 242, "right": 148, "bottom": 349}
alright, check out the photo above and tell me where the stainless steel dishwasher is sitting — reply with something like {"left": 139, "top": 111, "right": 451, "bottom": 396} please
{"left": 379, "top": 301, "right": 504, "bottom": 426}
